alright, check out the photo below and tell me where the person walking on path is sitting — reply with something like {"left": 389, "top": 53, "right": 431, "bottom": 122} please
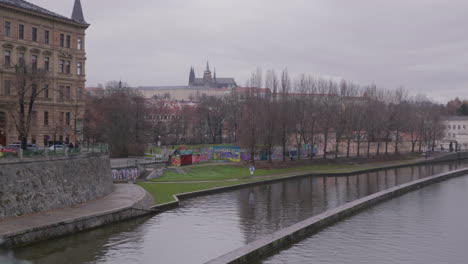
{"left": 249, "top": 165, "right": 255, "bottom": 176}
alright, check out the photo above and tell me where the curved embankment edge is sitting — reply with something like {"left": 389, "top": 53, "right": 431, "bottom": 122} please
{"left": 205, "top": 167, "right": 468, "bottom": 264}
{"left": 151, "top": 152, "right": 468, "bottom": 212}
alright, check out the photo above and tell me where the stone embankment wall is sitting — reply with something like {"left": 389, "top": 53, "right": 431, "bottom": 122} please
{"left": 0, "top": 155, "right": 113, "bottom": 220}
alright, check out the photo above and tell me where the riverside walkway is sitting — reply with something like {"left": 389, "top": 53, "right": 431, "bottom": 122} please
{"left": 0, "top": 184, "right": 154, "bottom": 247}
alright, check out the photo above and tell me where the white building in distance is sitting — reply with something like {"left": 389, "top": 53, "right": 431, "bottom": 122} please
{"left": 443, "top": 116, "right": 468, "bottom": 150}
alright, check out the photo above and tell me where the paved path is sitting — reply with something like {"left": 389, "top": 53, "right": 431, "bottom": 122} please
{"left": 0, "top": 184, "right": 153, "bottom": 238}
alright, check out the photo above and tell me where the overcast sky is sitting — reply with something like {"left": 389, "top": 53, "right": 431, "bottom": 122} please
{"left": 29, "top": 0, "right": 468, "bottom": 102}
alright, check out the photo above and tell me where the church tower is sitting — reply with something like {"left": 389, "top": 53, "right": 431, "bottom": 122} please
{"left": 203, "top": 61, "right": 212, "bottom": 86}
{"left": 188, "top": 66, "right": 195, "bottom": 86}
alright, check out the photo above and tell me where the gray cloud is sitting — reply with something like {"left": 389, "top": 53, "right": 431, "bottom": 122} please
{"left": 30, "top": 0, "right": 468, "bottom": 102}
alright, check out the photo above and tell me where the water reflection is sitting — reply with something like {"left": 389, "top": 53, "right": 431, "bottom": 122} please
{"left": 261, "top": 173, "right": 468, "bottom": 264}
{"left": 8, "top": 160, "right": 468, "bottom": 264}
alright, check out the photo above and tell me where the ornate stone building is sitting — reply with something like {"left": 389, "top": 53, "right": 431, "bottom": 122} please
{"left": 0, "top": 0, "right": 89, "bottom": 147}
{"left": 189, "top": 62, "right": 237, "bottom": 88}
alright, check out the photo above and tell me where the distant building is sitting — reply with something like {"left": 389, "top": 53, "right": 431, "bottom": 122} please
{"left": 443, "top": 116, "right": 468, "bottom": 149}
{"left": 189, "top": 62, "right": 237, "bottom": 88}
{"left": 136, "top": 86, "right": 231, "bottom": 101}
{"left": 0, "top": 0, "right": 89, "bottom": 147}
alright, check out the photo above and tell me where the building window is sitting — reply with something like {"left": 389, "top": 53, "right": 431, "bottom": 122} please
{"left": 43, "top": 135, "right": 49, "bottom": 146}
{"left": 44, "top": 111, "right": 49, "bottom": 126}
{"left": 77, "top": 62, "right": 83, "bottom": 75}
{"left": 31, "top": 55, "right": 37, "bottom": 70}
{"left": 32, "top": 27, "right": 37, "bottom": 42}
{"left": 44, "top": 57, "right": 49, "bottom": 71}
{"left": 59, "top": 85, "right": 64, "bottom": 99}
{"left": 60, "top": 34, "right": 64, "bottom": 47}
{"left": 4, "top": 50, "right": 11, "bottom": 65}
{"left": 66, "top": 112, "right": 71, "bottom": 126}
{"left": 65, "top": 61, "right": 71, "bottom": 73}
{"left": 44, "top": 30, "right": 50, "bottom": 44}
{"left": 66, "top": 86, "right": 71, "bottom": 99}
{"left": 18, "top": 53, "right": 25, "bottom": 66}
{"left": 44, "top": 84, "right": 49, "bottom": 98}
{"left": 59, "top": 112, "right": 64, "bottom": 124}
{"left": 31, "top": 111, "right": 37, "bottom": 125}
{"left": 31, "top": 135, "right": 36, "bottom": 144}
{"left": 4, "top": 80, "right": 11, "bottom": 95}
{"left": 78, "top": 87, "right": 83, "bottom": 100}
{"left": 458, "top": 125, "right": 461, "bottom": 130}
{"left": 4, "top": 21, "right": 10, "bottom": 37}
{"left": 66, "top": 35, "right": 71, "bottom": 48}
{"left": 19, "top": 24, "right": 24, "bottom": 39}
{"left": 59, "top": 60, "right": 64, "bottom": 73}
{"left": 77, "top": 37, "right": 83, "bottom": 50}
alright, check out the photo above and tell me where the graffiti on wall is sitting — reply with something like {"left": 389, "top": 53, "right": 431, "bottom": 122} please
{"left": 171, "top": 156, "right": 181, "bottom": 166}
{"left": 213, "top": 147, "right": 241, "bottom": 162}
{"left": 112, "top": 168, "right": 139, "bottom": 181}
{"left": 192, "top": 154, "right": 209, "bottom": 164}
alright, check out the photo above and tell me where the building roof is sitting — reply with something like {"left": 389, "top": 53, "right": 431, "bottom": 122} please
{"left": 215, "top": 78, "right": 237, "bottom": 85}
{"left": 445, "top": 116, "right": 468, "bottom": 121}
{"left": 192, "top": 78, "right": 237, "bottom": 86}
{"left": 137, "top": 86, "right": 190, "bottom": 91}
{"left": 234, "top": 87, "right": 272, "bottom": 93}
{"left": 71, "top": 0, "right": 86, "bottom": 24}
{"left": 0, "top": 0, "right": 88, "bottom": 26}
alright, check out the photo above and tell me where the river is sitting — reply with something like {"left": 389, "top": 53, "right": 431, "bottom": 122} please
{"left": 8, "top": 160, "right": 468, "bottom": 264}
{"left": 261, "top": 168, "right": 468, "bottom": 264}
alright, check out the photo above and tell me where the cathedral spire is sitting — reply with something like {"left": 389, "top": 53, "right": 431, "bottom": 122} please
{"left": 206, "top": 61, "right": 210, "bottom": 72}
{"left": 71, "top": 0, "right": 86, "bottom": 23}
{"left": 189, "top": 66, "right": 195, "bottom": 86}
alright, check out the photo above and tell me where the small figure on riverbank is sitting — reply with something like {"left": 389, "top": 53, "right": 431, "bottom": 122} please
{"left": 249, "top": 165, "right": 255, "bottom": 175}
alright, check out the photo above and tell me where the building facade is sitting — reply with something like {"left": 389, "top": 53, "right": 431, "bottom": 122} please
{"left": 0, "top": 0, "right": 89, "bottom": 147}
{"left": 443, "top": 116, "right": 468, "bottom": 150}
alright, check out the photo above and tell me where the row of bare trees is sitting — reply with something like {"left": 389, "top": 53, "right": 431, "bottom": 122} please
{"left": 157, "top": 69, "right": 445, "bottom": 163}
{"left": 84, "top": 70, "right": 446, "bottom": 159}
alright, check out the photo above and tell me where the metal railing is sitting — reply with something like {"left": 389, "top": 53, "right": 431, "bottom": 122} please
{"left": 0, "top": 144, "right": 109, "bottom": 160}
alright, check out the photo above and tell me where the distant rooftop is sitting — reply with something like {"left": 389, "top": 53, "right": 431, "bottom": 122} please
{"left": 445, "top": 116, "right": 468, "bottom": 121}
{"left": 0, "top": 0, "right": 88, "bottom": 25}
{"left": 137, "top": 86, "right": 230, "bottom": 91}
{"left": 136, "top": 86, "right": 190, "bottom": 91}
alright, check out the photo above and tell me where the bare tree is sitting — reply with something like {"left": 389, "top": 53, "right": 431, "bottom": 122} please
{"left": 7, "top": 62, "right": 49, "bottom": 150}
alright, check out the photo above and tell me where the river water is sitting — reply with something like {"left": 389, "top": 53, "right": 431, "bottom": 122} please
{"left": 7, "top": 160, "right": 468, "bottom": 264}
{"left": 261, "top": 169, "right": 468, "bottom": 264}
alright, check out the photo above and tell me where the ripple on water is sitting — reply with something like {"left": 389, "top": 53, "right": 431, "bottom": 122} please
{"left": 261, "top": 175, "right": 468, "bottom": 264}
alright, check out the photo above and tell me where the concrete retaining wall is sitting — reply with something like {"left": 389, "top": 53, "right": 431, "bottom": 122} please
{"left": 0, "top": 155, "right": 113, "bottom": 220}
{"left": 206, "top": 167, "right": 468, "bottom": 264}
{"left": 2, "top": 186, "right": 155, "bottom": 248}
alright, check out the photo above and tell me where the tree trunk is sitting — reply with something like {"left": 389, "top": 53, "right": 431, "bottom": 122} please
{"left": 346, "top": 138, "right": 351, "bottom": 158}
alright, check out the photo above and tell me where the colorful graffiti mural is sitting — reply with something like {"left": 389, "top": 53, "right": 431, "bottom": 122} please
{"left": 192, "top": 154, "right": 209, "bottom": 164}
{"left": 112, "top": 168, "right": 139, "bottom": 182}
{"left": 170, "top": 156, "right": 181, "bottom": 166}
{"left": 213, "top": 147, "right": 241, "bottom": 162}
